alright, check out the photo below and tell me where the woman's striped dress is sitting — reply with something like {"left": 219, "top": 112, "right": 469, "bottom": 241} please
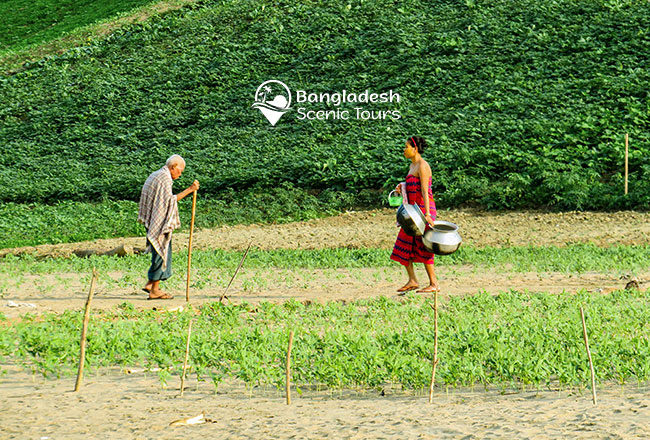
{"left": 390, "top": 174, "right": 437, "bottom": 266}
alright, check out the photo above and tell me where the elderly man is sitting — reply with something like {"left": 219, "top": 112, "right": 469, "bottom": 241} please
{"left": 138, "top": 155, "right": 199, "bottom": 299}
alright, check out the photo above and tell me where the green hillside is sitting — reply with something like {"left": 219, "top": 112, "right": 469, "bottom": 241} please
{"left": 0, "top": 0, "right": 161, "bottom": 53}
{"left": 1, "top": 0, "right": 649, "bottom": 213}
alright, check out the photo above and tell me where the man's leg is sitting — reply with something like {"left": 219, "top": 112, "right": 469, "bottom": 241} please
{"left": 145, "top": 239, "right": 173, "bottom": 299}
{"left": 143, "top": 234, "right": 154, "bottom": 293}
{"left": 160, "top": 238, "right": 173, "bottom": 281}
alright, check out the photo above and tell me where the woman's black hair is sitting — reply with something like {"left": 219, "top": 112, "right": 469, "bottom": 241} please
{"left": 408, "top": 136, "right": 428, "bottom": 154}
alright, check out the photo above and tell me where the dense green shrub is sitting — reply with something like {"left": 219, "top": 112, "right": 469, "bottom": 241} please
{"left": 1, "top": 0, "right": 648, "bottom": 209}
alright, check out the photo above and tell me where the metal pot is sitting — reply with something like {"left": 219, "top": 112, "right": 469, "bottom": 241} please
{"left": 396, "top": 204, "right": 426, "bottom": 236}
{"left": 422, "top": 220, "right": 462, "bottom": 255}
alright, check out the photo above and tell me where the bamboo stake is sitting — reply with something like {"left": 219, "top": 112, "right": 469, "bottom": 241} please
{"left": 428, "top": 293, "right": 439, "bottom": 404}
{"left": 624, "top": 133, "right": 629, "bottom": 195}
{"left": 286, "top": 330, "right": 295, "bottom": 405}
{"left": 186, "top": 190, "right": 198, "bottom": 302}
{"left": 219, "top": 241, "right": 252, "bottom": 303}
{"left": 180, "top": 320, "right": 193, "bottom": 396}
{"left": 580, "top": 306, "right": 597, "bottom": 405}
{"left": 74, "top": 268, "right": 98, "bottom": 392}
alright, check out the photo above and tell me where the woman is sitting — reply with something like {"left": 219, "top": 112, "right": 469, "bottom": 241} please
{"left": 390, "top": 136, "right": 440, "bottom": 293}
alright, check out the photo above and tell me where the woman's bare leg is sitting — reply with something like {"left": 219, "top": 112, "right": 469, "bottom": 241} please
{"left": 417, "top": 263, "right": 440, "bottom": 292}
{"left": 397, "top": 261, "right": 419, "bottom": 292}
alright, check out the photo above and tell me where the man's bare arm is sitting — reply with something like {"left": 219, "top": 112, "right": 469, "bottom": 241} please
{"left": 177, "top": 180, "right": 200, "bottom": 201}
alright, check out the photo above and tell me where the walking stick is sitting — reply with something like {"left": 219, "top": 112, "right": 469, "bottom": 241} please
{"left": 219, "top": 241, "right": 252, "bottom": 303}
{"left": 186, "top": 190, "right": 197, "bottom": 302}
{"left": 75, "top": 267, "right": 98, "bottom": 392}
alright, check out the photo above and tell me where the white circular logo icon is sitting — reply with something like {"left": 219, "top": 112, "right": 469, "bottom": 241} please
{"left": 252, "top": 80, "right": 292, "bottom": 126}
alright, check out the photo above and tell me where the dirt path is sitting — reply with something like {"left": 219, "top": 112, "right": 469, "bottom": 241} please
{"left": 2, "top": 266, "right": 645, "bottom": 318}
{"left": 1, "top": 209, "right": 648, "bottom": 317}
{"left": 1, "top": 369, "right": 648, "bottom": 439}
{"left": 2, "top": 209, "right": 650, "bottom": 259}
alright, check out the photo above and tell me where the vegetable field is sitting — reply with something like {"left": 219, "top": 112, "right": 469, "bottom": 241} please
{"left": 1, "top": 2, "right": 648, "bottom": 435}
{"left": 2, "top": 291, "right": 648, "bottom": 389}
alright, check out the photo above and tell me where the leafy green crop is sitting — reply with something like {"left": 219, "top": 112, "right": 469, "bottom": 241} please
{"left": 2, "top": 291, "right": 648, "bottom": 389}
{"left": 1, "top": 0, "right": 649, "bottom": 210}
{"left": 2, "top": 243, "right": 648, "bottom": 275}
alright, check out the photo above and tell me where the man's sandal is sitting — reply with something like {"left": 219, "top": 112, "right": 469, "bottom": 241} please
{"left": 147, "top": 292, "right": 174, "bottom": 300}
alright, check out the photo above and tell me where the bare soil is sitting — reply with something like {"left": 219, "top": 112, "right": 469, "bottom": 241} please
{"left": 1, "top": 368, "right": 648, "bottom": 439}
{"left": 3, "top": 208, "right": 649, "bottom": 259}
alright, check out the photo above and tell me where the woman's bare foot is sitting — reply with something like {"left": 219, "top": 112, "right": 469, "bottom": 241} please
{"left": 416, "top": 284, "right": 440, "bottom": 293}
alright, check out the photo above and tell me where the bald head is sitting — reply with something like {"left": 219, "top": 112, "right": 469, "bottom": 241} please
{"left": 166, "top": 155, "right": 185, "bottom": 180}
{"left": 166, "top": 155, "right": 185, "bottom": 168}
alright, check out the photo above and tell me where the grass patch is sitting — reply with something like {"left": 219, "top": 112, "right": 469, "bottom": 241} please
{"left": 1, "top": 0, "right": 155, "bottom": 52}
{"left": 1, "top": 244, "right": 649, "bottom": 275}
{"left": 0, "top": 186, "right": 377, "bottom": 249}
{"left": 0, "top": 0, "right": 197, "bottom": 73}
{"left": 2, "top": 291, "right": 648, "bottom": 389}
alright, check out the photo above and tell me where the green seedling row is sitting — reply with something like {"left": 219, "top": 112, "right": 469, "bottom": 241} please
{"left": 1, "top": 291, "right": 648, "bottom": 390}
{"left": 2, "top": 244, "right": 649, "bottom": 275}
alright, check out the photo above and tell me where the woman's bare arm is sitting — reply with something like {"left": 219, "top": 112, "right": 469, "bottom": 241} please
{"left": 419, "top": 162, "right": 433, "bottom": 224}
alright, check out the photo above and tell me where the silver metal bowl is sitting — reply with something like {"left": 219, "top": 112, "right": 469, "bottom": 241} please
{"left": 396, "top": 204, "right": 426, "bottom": 236}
